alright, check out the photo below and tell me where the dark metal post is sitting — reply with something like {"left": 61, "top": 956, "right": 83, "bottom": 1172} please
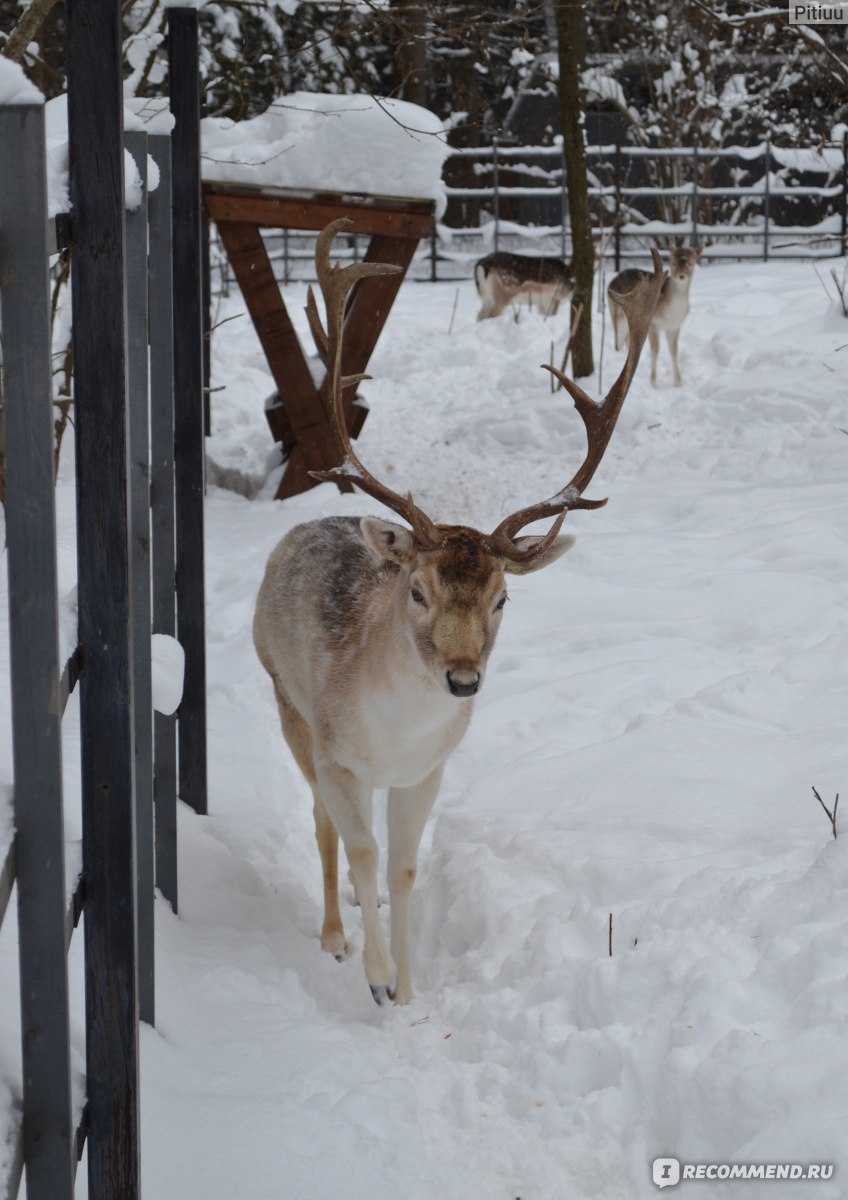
{"left": 169, "top": 6, "right": 208, "bottom": 816}
{"left": 0, "top": 100, "right": 75, "bottom": 1200}
{"left": 202, "top": 206, "right": 212, "bottom": 435}
{"left": 66, "top": 0, "right": 141, "bottom": 1191}
{"left": 614, "top": 142, "right": 622, "bottom": 272}
{"left": 763, "top": 140, "right": 770, "bottom": 262}
{"left": 560, "top": 141, "right": 568, "bottom": 260}
{"left": 492, "top": 136, "right": 500, "bottom": 253}
{"left": 691, "top": 140, "right": 699, "bottom": 248}
{"left": 125, "top": 130, "right": 155, "bottom": 1027}
{"left": 148, "top": 133, "right": 179, "bottom": 911}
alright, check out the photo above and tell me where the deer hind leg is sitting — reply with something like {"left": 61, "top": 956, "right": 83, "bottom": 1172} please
{"left": 314, "top": 759, "right": 395, "bottom": 1004}
{"left": 609, "top": 298, "right": 626, "bottom": 352}
{"left": 667, "top": 327, "right": 682, "bottom": 386}
{"left": 648, "top": 324, "right": 660, "bottom": 386}
{"left": 386, "top": 767, "right": 443, "bottom": 1005}
{"left": 273, "top": 682, "right": 346, "bottom": 959}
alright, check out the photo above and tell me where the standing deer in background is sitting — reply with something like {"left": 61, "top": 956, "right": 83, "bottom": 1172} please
{"left": 253, "top": 219, "right": 663, "bottom": 1006}
{"left": 475, "top": 251, "right": 574, "bottom": 320}
{"left": 608, "top": 244, "right": 702, "bottom": 386}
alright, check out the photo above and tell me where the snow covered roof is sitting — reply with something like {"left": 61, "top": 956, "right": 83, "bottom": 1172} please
{"left": 201, "top": 93, "right": 448, "bottom": 214}
{"left": 32, "top": 89, "right": 447, "bottom": 218}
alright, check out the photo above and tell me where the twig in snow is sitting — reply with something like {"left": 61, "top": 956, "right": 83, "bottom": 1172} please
{"left": 811, "top": 262, "right": 834, "bottom": 303}
{"left": 812, "top": 786, "right": 839, "bottom": 839}
{"left": 447, "top": 288, "right": 460, "bottom": 336}
{"left": 608, "top": 912, "right": 613, "bottom": 957}
{"left": 830, "top": 268, "right": 848, "bottom": 317}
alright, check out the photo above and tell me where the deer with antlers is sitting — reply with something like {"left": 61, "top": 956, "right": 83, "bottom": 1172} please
{"left": 253, "top": 220, "right": 663, "bottom": 1006}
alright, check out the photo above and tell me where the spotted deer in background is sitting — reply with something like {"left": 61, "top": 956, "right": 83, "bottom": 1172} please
{"left": 608, "top": 245, "right": 702, "bottom": 386}
{"left": 253, "top": 220, "right": 663, "bottom": 1006}
{"left": 475, "top": 251, "right": 574, "bottom": 320}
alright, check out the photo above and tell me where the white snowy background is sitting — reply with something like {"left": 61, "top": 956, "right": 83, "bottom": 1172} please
{"left": 0, "top": 62, "right": 847, "bottom": 1199}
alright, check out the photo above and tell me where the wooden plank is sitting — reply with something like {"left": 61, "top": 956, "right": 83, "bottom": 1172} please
{"left": 0, "top": 102, "right": 76, "bottom": 1200}
{"left": 214, "top": 219, "right": 353, "bottom": 496}
{"left": 170, "top": 6, "right": 208, "bottom": 818}
{"left": 340, "top": 233, "right": 419, "bottom": 436}
{"left": 148, "top": 133, "right": 178, "bottom": 912}
{"left": 125, "top": 130, "right": 155, "bottom": 1027}
{"left": 66, "top": 0, "right": 141, "bottom": 1188}
{"left": 213, "top": 220, "right": 311, "bottom": 445}
{"left": 204, "top": 188, "right": 434, "bottom": 239}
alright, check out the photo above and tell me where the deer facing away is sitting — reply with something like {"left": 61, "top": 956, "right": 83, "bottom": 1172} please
{"left": 475, "top": 251, "right": 574, "bottom": 320}
{"left": 608, "top": 245, "right": 702, "bottom": 386}
{"left": 253, "top": 221, "right": 663, "bottom": 1006}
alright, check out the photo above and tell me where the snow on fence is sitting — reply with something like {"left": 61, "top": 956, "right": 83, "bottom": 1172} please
{"left": 223, "top": 136, "right": 848, "bottom": 291}
{"left": 0, "top": 8, "right": 206, "bottom": 1198}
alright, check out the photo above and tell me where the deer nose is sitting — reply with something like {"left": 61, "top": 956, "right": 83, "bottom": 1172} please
{"left": 446, "top": 670, "right": 480, "bottom": 697}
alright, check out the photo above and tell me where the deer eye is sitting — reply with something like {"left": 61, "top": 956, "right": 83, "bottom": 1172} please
{"left": 411, "top": 587, "right": 426, "bottom": 605}
{"left": 495, "top": 594, "right": 508, "bottom": 611}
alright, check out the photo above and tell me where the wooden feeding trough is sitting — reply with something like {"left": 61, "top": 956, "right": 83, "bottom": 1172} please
{"left": 203, "top": 185, "right": 435, "bottom": 499}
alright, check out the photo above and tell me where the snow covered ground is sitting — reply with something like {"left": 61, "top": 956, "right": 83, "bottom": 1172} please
{"left": 2, "top": 253, "right": 848, "bottom": 1199}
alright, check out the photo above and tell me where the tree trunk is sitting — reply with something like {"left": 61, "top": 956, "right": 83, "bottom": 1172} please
{"left": 555, "top": 0, "right": 594, "bottom": 378}
{"left": 389, "top": 0, "right": 429, "bottom": 109}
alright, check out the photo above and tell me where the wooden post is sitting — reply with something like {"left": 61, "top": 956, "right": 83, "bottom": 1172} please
{"left": 148, "top": 133, "right": 179, "bottom": 911}
{"left": 0, "top": 99, "right": 75, "bottom": 1200}
{"left": 169, "top": 5, "right": 209, "bottom": 816}
{"left": 125, "top": 129, "right": 155, "bottom": 1026}
{"left": 66, "top": 0, "right": 141, "bottom": 1191}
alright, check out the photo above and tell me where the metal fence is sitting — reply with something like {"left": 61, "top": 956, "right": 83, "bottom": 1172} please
{"left": 0, "top": 7, "right": 207, "bottom": 1199}
{"left": 215, "top": 137, "right": 848, "bottom": 293}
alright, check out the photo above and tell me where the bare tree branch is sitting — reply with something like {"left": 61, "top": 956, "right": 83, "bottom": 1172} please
{"left": 1, "top": 0, "right": 62, "bottom": 63}
{"left": 812, "top": 786, "right": 839, "bottom": 839}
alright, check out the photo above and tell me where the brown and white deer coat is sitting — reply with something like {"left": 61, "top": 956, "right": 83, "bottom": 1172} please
{"left": 253, "top": 221, "right": 663, "bottom": 1006}
{"left": 475, "top": 251, "right": 574, "bottom": 320}
{"left": 608, "top": 245, "right": 702, "bottom": 386}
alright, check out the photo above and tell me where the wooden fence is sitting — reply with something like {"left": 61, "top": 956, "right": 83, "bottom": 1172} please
{"left": 0, "top": 5, "right": 206, "bottom": 1198}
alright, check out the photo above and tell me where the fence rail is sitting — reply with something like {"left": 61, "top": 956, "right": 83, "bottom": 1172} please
{"left": 215, "top": 138, "right": 847, "bottom": 295}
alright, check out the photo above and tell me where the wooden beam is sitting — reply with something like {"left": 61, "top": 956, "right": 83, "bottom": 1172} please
{"left": 341, "top": 233, "right": 419, "bottom": 437}
{"left": 204, "top": 187, "right": 434, "bottom": 240}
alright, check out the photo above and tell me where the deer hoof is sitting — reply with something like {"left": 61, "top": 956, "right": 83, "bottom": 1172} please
{"left": 369, "top": 984, "right": 396, "bottom": 1006}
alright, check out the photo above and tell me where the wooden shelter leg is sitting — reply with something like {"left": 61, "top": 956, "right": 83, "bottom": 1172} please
{"left": 342, "top": 235, "right": 419, "bottom": 437}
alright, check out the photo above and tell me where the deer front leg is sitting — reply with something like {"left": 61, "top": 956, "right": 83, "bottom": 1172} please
{"left": 314, "top": 760, "right": 394, "bottom": 1004}
{"left": 667, "top": 328, "right": 682, "bottom": 386}
{"left": 386, "top": 766, "right": 443, "bottom": 1005}
{"left": 648, "top": 324, "right": 660, "bottom": 386}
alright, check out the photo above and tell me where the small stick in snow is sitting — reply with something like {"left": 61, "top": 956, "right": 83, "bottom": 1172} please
{"left": 608, "top": 912, "right": 613, "bottom": 957}
{"left": 812, "top": 786, "right": 839, "bottom": 839}
{"left": 447, "top": 287, "right": 460, "bottom": 336}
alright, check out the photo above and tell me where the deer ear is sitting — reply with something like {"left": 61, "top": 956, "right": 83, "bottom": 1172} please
{"left": 504, "top": 534, "right": 575, "bottom": 576}
{"left": 360, "top": 516, "right": 416, "bottom": 565}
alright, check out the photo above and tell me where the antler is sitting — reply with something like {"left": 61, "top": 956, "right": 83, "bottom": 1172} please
{"left": 307, "top": 218, "right": 442, "bottom": 547}
{"left": 487, "top": 249, "right": 665, "bottom": 563}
